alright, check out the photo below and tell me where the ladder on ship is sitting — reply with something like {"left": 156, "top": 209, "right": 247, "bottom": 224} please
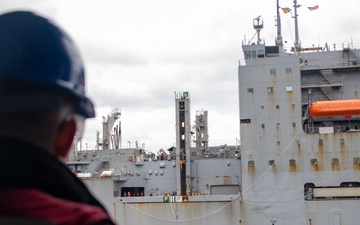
{"left": 349, "top": 49, "right": 360, "bottom": 62}
{"left": 318, "top": 70, "right": 337, "bottom": 100}
{"left": 343, "top": 48, "right": 360, "bottom": 65}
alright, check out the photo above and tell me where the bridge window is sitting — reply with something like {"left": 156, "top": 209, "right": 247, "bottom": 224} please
{"left": 258, "top": 49, "right": 264, "bottom": 58}
{"left": 252, "top": 50, "right": 256, "bottom": 58}
{"left": 244, "top": 50, "right": 251, "bottom": 59}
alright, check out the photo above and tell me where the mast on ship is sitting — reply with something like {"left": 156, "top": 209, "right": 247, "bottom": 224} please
{"left": 175, "top": 91, "right": 192, "bottom": 196}
{"left": 293, "top": 0, "right": 301, "bottom": 51}
{"left": 275, "top": 0, "right": 283, "bottom": 49}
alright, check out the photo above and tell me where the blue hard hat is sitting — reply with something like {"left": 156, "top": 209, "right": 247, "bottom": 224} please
{"left": 0, "top": 11, "right": 95, "bottom": 118}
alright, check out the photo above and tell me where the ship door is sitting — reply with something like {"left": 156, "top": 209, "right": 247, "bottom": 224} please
{"left": 330, "top": 210, "right": 343, "bottom": 225}
{"left": 333, "top": 213, "right": 340, "bottom": 225}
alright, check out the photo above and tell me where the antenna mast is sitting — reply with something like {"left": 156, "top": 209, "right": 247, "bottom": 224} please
{"left": 275, "top": 0, "right": 283, "bottom": 48}
{"left": 293, "top": 0, "right": 301, "bottom": 51}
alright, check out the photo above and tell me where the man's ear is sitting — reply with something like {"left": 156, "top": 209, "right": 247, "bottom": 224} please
{"left": 55, "top": 119, "right": 76, "bottom": 159}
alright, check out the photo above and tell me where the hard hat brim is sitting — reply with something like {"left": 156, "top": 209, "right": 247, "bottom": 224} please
{"left": 76, "top": 97, "right": 95, "bottom": 118}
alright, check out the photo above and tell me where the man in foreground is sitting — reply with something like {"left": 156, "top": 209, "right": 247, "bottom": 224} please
{"left": 0, "top": 11, "right": 115, "bottom": 225}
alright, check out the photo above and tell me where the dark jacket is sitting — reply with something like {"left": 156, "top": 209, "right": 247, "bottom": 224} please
{"left": 0, "top": 136, "right": 115, "bottom": 225}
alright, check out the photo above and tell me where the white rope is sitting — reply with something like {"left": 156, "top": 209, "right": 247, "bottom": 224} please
{"left": 170, "top": 201, "right": 178, "bottom": 219}
{"left": 115, "top": 197, "right": 238, "bottom": 223}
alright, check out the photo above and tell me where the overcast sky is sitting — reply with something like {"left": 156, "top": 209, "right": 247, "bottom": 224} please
{"left": 1, "top": 0, "right": 360, "bottom": 152}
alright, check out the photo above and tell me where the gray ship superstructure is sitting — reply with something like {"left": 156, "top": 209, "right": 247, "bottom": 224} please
{"left": 239, "top": 0, "right": 360, "bottom": 224}
{"left": 67, "top": 92, "right": 242, "bottom": 225}
{"left": 67, "top": 0, "right": 360, "bottom": 224}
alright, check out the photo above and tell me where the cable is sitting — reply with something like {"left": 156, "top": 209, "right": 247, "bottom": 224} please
{"left": 116, "top": 197, "right": 239, "bottom": 223}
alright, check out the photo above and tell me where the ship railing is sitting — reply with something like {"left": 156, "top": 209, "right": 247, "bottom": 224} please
{"left": 301, "top": 81, "right": 343, "bottom": 89}
{"left": 116, "top": 194, "right": 239, "bottom": 203}
{"left": 207, "top": 139, "right": 239, "bottom": 146}
{"left": 342, "top": 42, "right": 360, "bottom": 50}
{"left": 304, "top": 126, "right": 319, "bottom": 133}
{"left": 326, "top": 42, "right": 360, "bottom": 51}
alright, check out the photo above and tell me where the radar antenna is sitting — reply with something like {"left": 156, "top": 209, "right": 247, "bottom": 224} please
{"left": 253, "top": 15, "right": 263, "bottom": 45}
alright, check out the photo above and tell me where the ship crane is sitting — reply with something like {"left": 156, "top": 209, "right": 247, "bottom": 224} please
{"left": 99, "top": 108, "right": 121, "bottom": 150}
{"left": 175, "top": 92, "right": 192, "bottom": 196}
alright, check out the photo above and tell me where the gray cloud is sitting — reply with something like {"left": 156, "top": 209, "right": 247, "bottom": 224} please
{"left": 1, "top": 0, "right": 359, "bottom": 150}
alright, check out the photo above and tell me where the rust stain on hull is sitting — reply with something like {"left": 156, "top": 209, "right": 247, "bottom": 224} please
{"left": 332, "top": 163, "right": 340, "bottom": 171}
{"left": 354, "top": 161, "right": 360, "bottom": 170}
{"left": 289, "top": 165, "right": 297, "bottom": 172}
{"left": 248, "top": 166, "right": 255, "bottom": 173}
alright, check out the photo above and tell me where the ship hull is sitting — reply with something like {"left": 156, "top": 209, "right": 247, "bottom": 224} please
{"left": 83, "top": 179, "right": 242, "bottom": 225}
